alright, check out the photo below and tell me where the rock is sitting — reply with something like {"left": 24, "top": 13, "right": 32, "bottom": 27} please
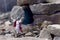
{"left": 47, "top": 24, "right": 60, "bottom": 36}
{"left": 48, "top": 13, "right": 60, "bottom": 24}
{"left": 4, "top": 21, "right": 14, "bottom": 33}
{"left": 40, "top": 20, "right": 52, "bottom": 28}
{"left": 39, "top": 28, "right": 52, "bottom": 40}
{"left": 10, "top": 6, "right": 24, "bottom": 19}
{"left": 17, "top": 0, "right": 45, "bottom": 5}
{"left": 0, "top": 13, "right": 10, "bottom": 19}
{"left": 46, "top": 0, "right": 60, "bottom": 3}
{"left": 25, "top": 32, "right": 32, "bottom": 36}
{"left": 30, "top": 3, "right": 60, "bottom": 14}
{"left": 53, "top": 37, "right": 60, "bottom": 40}
{"left": 33, "top": 15, "right": 48, "bottom": 25}
{"left": 5, "top": 34, "right": 12, "bottom": 37}
{"left": 21, "top": 24, "right": 33, "bottom": 33}
{"left": 4, "top": 21, "right": 11, "bottom": 26}
{"left": 33, "top": 31, "right": 39, "bottom": 34}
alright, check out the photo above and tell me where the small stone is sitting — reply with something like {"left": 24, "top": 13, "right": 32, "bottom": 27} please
{"left": 5, "top": 34, "right": 12, "bottom": 37}
{"left": 25, "top": 32, "right": 32, "bottom": 36}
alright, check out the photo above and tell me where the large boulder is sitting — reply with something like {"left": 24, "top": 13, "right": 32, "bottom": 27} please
{"left": 30, "top": 3, "right": 60, "bottom": 14}
{"left": 17, "top": 0, "right": 45, "bottom": 5}
{"left": 39, "top": 28, "right": 52, "bottom": 40}
{"left": 48, "top": 13, "right": 60, "bottom": 24}
{"left": 47, "top": 24, "right": 60, "bottom": 36}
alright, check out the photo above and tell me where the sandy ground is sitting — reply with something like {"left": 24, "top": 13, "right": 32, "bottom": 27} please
{"left": 0, "top": 35, "right": 48, "bottom": 40}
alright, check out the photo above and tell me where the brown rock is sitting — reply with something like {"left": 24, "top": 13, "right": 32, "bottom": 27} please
{"left": 17, "top": 0, "right": 45, "bottom": 5}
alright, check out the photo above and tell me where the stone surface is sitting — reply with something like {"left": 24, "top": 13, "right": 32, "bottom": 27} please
{"left": 0, "top": 12, "right": 10, "bottom": 20}
{"left": 25, "top": 32, "right": 32, "bottom": 36}
{"left": 39, "top": 28, "right": 52, "bottom": 40}
{"left": 46, "top": 0, "right": 60, "bottom": 3}
{"left": 53, "top": 37, "right": 60, "bottom": 40}
{"left": 33, "top": 15, "right": 48, "bottom": 25}
{"left": 30, "top": 3, "right": 60, "bottom": 14}
{"left": 48, "top": 13, "right": 60, "bottom": 24}
{"left": 17, "top": 0, "right": 45, "bottom": 5}
{"left": 47, "top": 24, "right": 60, "bottom": 36}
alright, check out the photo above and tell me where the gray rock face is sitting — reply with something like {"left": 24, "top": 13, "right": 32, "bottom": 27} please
{"left": 47, "top": 24, "right": 60, "bottom": 36}
{"left": 17, "top": 0, "right": 45, "bottom": 5}
{"left": 30, "top": 3, "right": 60, "bottom": 14}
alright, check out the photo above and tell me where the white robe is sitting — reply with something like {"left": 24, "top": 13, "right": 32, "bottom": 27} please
{"left": 15, "top": 19, "right": 21, "bottom": 34}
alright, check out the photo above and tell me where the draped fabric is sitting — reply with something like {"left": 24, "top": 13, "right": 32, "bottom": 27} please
{"left": 22, "top": 6, "right": 34, "bottom": 25}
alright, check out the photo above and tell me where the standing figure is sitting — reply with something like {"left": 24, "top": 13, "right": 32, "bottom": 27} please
{"left": 13, "top": 17, "right": 24, "bottom": 37}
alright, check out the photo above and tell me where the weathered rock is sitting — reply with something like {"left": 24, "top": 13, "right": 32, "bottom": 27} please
{"left": 39, "top": 28, "right": 52, "bottom": 40}
{"left": 40, "top": 21, "right": 52, "bottom": 28}
{"left": 5, "top": 34, "right": 12, "bottom": 37}
{"left": 4, "top": 21, "right": 14, "bottom": 32}
{"left": 0, "top": 12, "right": 10, "bottom": 20}
{"left": 25, "top": 32, "right": 32, "bottom": 36}
{"left": 17, "top": 0, "right": 45, "bottom": 5}
{"left": 33, "top": 15, "right": 48, "bottom": 25}
{"left": 48, "top": 13, "right": 60, "bottom": 24}
{"left": 10, "top": 6, "right": 24, "bottom": 19}
{"left": 46, "top": 0, "right": 60, "bottom": 3}
{"left": 47, "top": 24, "right": 60, "bottom": 36}
{"left": 30, "top": 3, "right": 60, "bottom": 14}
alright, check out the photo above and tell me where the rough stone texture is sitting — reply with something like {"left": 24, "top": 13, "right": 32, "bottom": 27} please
{"left": 53, "top": 37, "right": 60, "bottom": 40}
{"left": 17, "top": 0, "right": 45, "bottom": 5}
{"left": 40, "top": 21, "right": 52, "bottom": 28}
{"left": 33, "top": 15, "right": 48, "bottom": 25}
{"left": 25, "top": 32, "right": 32, "bottom": 36}
{"left": 46, "top": 0, "right": 60, "bottom": 3}
{"left": 39, "top": 28, "right": 52, "bottom": 40}
{"left": 0, "top": 12, "right": 10, "bottom": 20}
{"left": 48, "top": 13, "right": 60, "bottom": 24}
{"left": 30, "top": 3, "right": 60, "bottom": 14}
{"left": 10, "top": 6, "right": 24, "bottom": 19}
{"left": 47, "top": 24, "right": 60, "bottom": 36}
